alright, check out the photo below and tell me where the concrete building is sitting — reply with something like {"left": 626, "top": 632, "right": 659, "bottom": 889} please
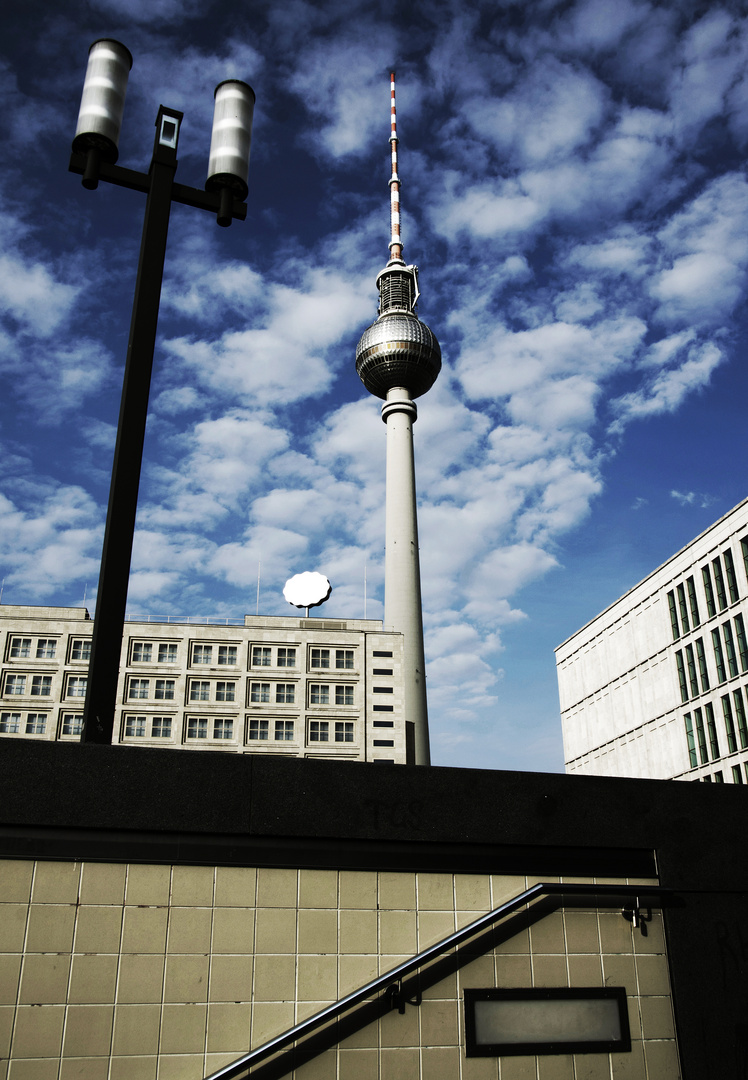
{"left": 556, "top": 496, "right": 748, "bottom": 784}
{"left": 0, "top": 605, "right": 410, "bottom": 763}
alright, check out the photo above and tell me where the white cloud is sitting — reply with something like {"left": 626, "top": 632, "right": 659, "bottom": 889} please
{"left": 610, "top": 340, "right": 724, "bottom": 430}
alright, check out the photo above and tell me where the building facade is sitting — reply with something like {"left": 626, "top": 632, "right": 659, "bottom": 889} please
{"left": 0, "top": 606, "right": 410, "bottom": 764}
{"left": 556, "top": 497, "right": 748, "bottom": 784}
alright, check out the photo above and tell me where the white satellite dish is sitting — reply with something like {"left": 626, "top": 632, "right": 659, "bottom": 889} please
{"left": 283, "top": 572, "right": 332, "bottom": 616}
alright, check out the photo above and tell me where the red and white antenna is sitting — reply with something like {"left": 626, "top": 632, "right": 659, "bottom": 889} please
{"left": 388, "top": 70, "right": 403, "bottom": 264}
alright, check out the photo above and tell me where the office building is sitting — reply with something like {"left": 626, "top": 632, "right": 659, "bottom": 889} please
{"left": 556, "top": 496, "right": 748, "bottom": 784}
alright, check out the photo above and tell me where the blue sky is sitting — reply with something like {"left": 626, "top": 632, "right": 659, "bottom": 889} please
{"left": 2, "top": 0, "right": 748, "bottom": 772}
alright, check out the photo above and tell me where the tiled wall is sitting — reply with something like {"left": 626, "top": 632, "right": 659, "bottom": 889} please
{"left": 0, "top": 861, "right": 679, "bottom": 1080}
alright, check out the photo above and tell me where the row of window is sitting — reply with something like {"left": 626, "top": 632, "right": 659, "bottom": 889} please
{"left": 701, "top": 764, "right": 747, "bottom": 784}
{"left": 675, "top": 614, "right": 748, "bottom": 702}
{"left": 683, "top": 684, "right": 748, "bottom": 769}
{"left": 2, "top": 674, "right": 87, "bottom": 699}
{"left": 668, "top": 544, "right": 745, "bottom": 642}
{"left": 6, "top": 637, "right": 90, "bottom": 663}
{"left": 0, "top": 712, "right": 84, "bottom": 737}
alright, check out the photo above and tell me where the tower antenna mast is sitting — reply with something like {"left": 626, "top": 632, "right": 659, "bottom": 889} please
{"left": 389, "top": 71, "right": 402, "bottom": 264}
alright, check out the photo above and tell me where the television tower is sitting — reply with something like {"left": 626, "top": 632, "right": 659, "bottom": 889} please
{"left": 355, "top": 72, "right": 441, "bottom": 765}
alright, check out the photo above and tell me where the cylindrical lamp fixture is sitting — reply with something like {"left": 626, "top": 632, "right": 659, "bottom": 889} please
{"left": 73, "top": 39, "right": 133, "bottom": 165}
{"left": 206, "top": 79, "right": 255, "bottom": 205}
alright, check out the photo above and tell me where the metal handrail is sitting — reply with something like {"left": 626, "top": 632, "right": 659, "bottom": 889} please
{"left": 204, "top": 881, "right": 671, "bottom": 1080}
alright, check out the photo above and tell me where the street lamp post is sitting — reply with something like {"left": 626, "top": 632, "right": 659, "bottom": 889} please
{"left": 69, "top": 39, "right": 255, "bottom": 744}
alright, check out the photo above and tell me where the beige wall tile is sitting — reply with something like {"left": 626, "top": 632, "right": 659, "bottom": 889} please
{"left": 32, "top": 862, "right": 80, "bottom": 904}
{"left": 610, "top": 1039, "right": 645, "bottom": 1078}
{"left": 564, "top": 912, "right": 600, "bottom": 954}
{"left": 338, "top": 955, "right": 378, "bottom": 998}
{"left": 253, "top": 954, "right": 295, "bottom": 1001}
{"left": 116, "top": 954, "right": 165, "bottom": 1004}
{"left": 567, "top": 954, "right": 602, "bottom": 986}
{"left": 339, "top": 1022, "right": 377, "bottom": 1050}
{"left": 635, "top": 953, "right": 671, "bottom": 995}
{"left": 626, "top": 997, "right": 643, "bottom": 1042}
{"left": 598, "top": 913, "right": 634, "bottom": 954}
{"left": 339, "top": 872, "right": 377, "bottom": 910}
{"left": 495, "top": 929, "right": 530, "bottom": 955}
{"left": 457, "top": 955, "right": 495, "bottom": 989}
{"left": 75, "top": 906, "right": 123, "bottom": 953}
{"left": 573, "top": 1054, "right": 615, "bottom": 1080}
{"left": 0, "top": 956, "right": 21, "bottom": 1005}
{"left": 167, "top": 907, "right": 212, "bottom": 954}
{"left": 490, "top": 876, "right": 528, "bottom": 908}
{"left": 69, "top": 955, "right": 119, "bottom": 1004}
{"left": 380, "top": 910, "right": 416, "bottom": 954}
{"left": 417, "top": 911, "right": 454, "bottom": 950}
{"left": 79, "top": 863, "right": 126, "bottom": 906}
{"left": 298, "top": 910, "right": 337, "bottom": 954}
{"left": 294, "top": 1049, "right": 337, "bottom": 1080}
{"left": 109, "top": 1056, "right": 157, "bottom": 1080}
{"left": 160, "top": 1002, "right": 207, "bottom": 1054}
{"left": 417, "top": 874, "right": 453, "bottom": 910}
{"left": 537, "top": 1055, "right": 574, "bottom": 1079}
{"left": 529, "top": 913, "right": 565, "bottom": 954}
{"left": 420, "top": 999, "right": 459, "bottom": 1046}
{"left": 249, "top": 1002, "right": 294, "bottom": 1047}
{"left": 298, "top": 870, "right": 338, "bottom": 909}
{"left": 497, "top": 1056, "right": 536, "bottom": 1080}
{"left": 18, "top": 954, "right": 71, "bottom": 1004}
{"left": 157, "top": 1055, "right": 207, "bottom": 1080}
{"left": 640, "top": 995, "right": 675, "bottom": 1039}
{"left": 379, "top": 1004, "right": 419, "bottom": 1047}
{"left": 462, "top": 1053, "right": 499, "bottom": 1080}
{"left": 206, "top": 1002, "right": 251, "bottom": 1053}
{"left": 62, "top": 1004, "right": 114, "bottom": 1056}
{"left": 163, "top": 955, "right": 209, "bottom": 1003}
{"left": 643, "top": 1039, "right": 681, "bottom": 1078}
{"left": 339, "top": 1047, "right": 378, "bottom": 1080}
{"left": 422, "top": 971, "right": 458, "bottom": 1001}
{"left": 121, "top": 908, "right": 168, "bottom": 954}
{"left": 125, "top": 866, "right": 170, "bottom": 907}
{"left": 422, "top": 1046, "right": 461, "bottom": 1079}
{"left": 12, "top": 1004, "right": 65, "bottom": 1057}
{"left": 0, "top": 1006, "right": 13, "bottom": 1056}
{"left": 633, "top": 913, "right": 666, "bottom": 954}
{"left": 380, "top": 1046, "right": 419, "bottom": 1080}
{"left": 531, "top": 954, "right": 568, "bottom": 987}
{"left": 26, "top": 904, "right": 76, "bottom": 952}
{"left": 209, "top": 955, "right": 253, "bottom": 1002}
{"left": 0, "top": 864, "right": 32, "bottom": 905}
{"left": 601, "top": 953, "right": 636, "bottom": 990}
{"left": 379, "top": 873, "right": 415, "bottom": 910}
{"left": 7, "top": 1059, "right": 59, "bottom": 1080}
{"left": 495, "top": 954, "right": 532, "bottom": 988}
{"left": 0, "top": 906, "right": 27, "bottom": 952}
{"left": 455, "top": 875, "right": 491, "bottom": 911}
{"left": 212, "top": 907, "right": 255, "bottom": 954}
{"left": 59, "top": 1058, "right": 110, "bottom": 1080}
{"left": 111, "top": 1004, "right": 161, "bottom": 1056}
{"left": 170, "top": 867, "right": 214, "bottom": 907}
{"left": 297, "top": 954, "right": 337, "bottom": 1002}
{"left": 214, "top": 867, "right": 256, "bottom": 908}
{"left": 255, "top": 908, "right": 297, "bottom": 954}
{"left": 340, "top": 909, "right": 377, "bottom": 954}
{"left": 256, "top": 868, "right": 297, "bottom": 908}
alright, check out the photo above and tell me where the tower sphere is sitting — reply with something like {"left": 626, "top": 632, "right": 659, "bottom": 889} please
{"left": 355, "top": 311, "right": 441, "bottom": 401}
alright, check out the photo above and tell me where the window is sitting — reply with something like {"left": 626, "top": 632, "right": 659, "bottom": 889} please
{"left": 218, "top": 645, "right": 237, "bottom": 665}
{"left": 684, "top": 714, "right": 697, "bottom": 768}
{"left": 686, "top": 577, "right": 700, "bottom": 627}
{"left": 252, "top": 647, "right": 271, "bottom": 667}
{"left": 724, "top": 549, "right": 739, "bottom": 603}
{"left": 128, "top": 678, "right": 150, "bottom": 700}
{"left": 695, "top": 638, "right": 710, "bottom": 691}
{"left": 721, "top": 696, "right": 737, "bottom": 754}
{"left": 373, "top": 739, "right": 394, "bottom": 747}
{"left": 275, "top": 684, "right": 295, "bottom": 704}
{"left": 705, "top": 702, "right": 720, "bottom": 760}
{"left": 712, "top": 630, "right": 726, "bottom": 684}
{"left": 733, "top": 765, "right": 744, "bottom": 784}
{"left": 310, "top": 684, "right": 330, "bottom": 705}
{"left": 216, "top": 681, "right": 236, "bottom": 702}
{"left": 61, "top": 714, "right": 82, "bottom": 736}
{"left": 152, "top": 717, "right": 172, "bottom": 738}
{"left": 374, "top": 686, "right": 393, "bottom": 694}
{"left": 309, "top": 720, "right": 329, "bottom": 742}
{"left": 373, "top": 668, "right": 393, "bottom": 676}
{"left": 676, "top": 584, "right": 690, "bottom": 634}
{"left": 702, "top": 565, "right": 716, "bottom": 617}
{"left": 373, "top": 704, "right": 394, "bottom": 712}
{"left": 733, "top": 689, "right": 748, "bottom": 749}
{"left": 713, "top": 558, "right": 727, "bottom": 611}
{"left": 71, "top": 639, "right": 91, "bottom": 662}
{"left": 335, "top": 685, "right": 354, "bottom": 705}
{"left": 125, "top": 716, "right": 147, "bottom": 737}
{"left": 335, "top": 721, "right": 354, "bottom": 742}
{"left": 714, "top": 770, "right": 725, "bottom": 783}
{"left": 742, "top": 537, "right": 748, "bottom": 584}
{"left": 9, "top": 638, "right": 31, "bottom": 659}
{"left": 734, "top": 615, "right": 748, "bottom": 672}
{"left": 190, "top": 680, "right": 211, "bottom": 702}
{"left": 158, "top": 643, "right": 178, "bottom": 663}
{"left": 132, "top": 642, "right": 152, "bottom": 662}
{"left": 30, "top": 676, "right": 51, "bottom": 697}
{"left": 5, "top": 675, "right": 26, "bottom": 696}
{"left": 685, "top": 645, "right": 699, "bottom": 698}
{"left": 373, "top": 651, "right": 393, "bottom": 657}
{"left": 250, "top": 683, "right": 270, "bottom": 703}
{"left": 25, "top": 714, "right": 46, "bottom": 735}
{"left": 35, "top": 639, "right": 56, "bottom": 660}
{"left": 155, "top": 679, "right": 175, "bottom": 701}
{"left": 187, "top": 718, "right": 208, "bottom": 739}
{"left": 213, "top": 718, "right": 233, "bottom": 740}
{"left": 336, "top": 650, "right": 354, "bottom": 670}
{"left": 694, "top": 708, "right": 708, "bottom": 764}
{"left": 275, "top": 720, "right": 294, "bottom": 741}
{"left": 249, "top": 718, "right": 269, "bottom": 740}
{"left": 310, "top": 649, "right": 330, "bottom": 669}
{"left": 277, "top": 648, "right": 296, "bottom": 668}
{"left": 723, "top": 623, "right": 738, "bottom": 678}
{"left": 0, "top": 713, "right": 20, "bottom": 733}
{"left": 667, "top": 592, "right": 679, "bottom": 640}
{"left": 373, "top": 720, "right": 394, "bottom": 727}
{"left": 193, "top": 645, "right": 213, "bottom": 664}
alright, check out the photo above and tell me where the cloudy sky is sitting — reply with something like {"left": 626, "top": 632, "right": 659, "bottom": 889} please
{"left": 2, "top": 0, "right": 748, "bottom": 771}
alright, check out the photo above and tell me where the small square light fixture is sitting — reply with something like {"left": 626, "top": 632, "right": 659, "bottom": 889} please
{"left": 464, "top": 988, "right": 631, "bottom": 1057}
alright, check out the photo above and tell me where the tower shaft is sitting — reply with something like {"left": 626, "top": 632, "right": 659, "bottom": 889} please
{"left": 382, "top": 387, "right": 429, "bottom": 765}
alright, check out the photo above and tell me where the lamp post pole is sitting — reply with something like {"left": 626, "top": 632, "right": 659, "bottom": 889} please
{"left": 69, "top": 40, "right": 255, "bottom": 744}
